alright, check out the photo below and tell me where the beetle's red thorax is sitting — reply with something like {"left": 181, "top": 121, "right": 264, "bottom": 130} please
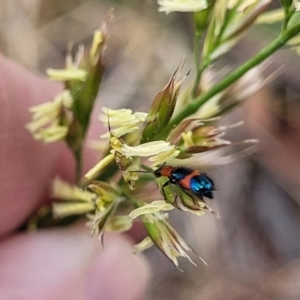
{"left": 160, "top": 166, "right": 173, "bottom": 177}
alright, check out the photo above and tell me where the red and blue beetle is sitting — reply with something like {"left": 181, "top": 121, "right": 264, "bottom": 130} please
{"left": 154, "top": 165, "right": 215, "bottom": 201}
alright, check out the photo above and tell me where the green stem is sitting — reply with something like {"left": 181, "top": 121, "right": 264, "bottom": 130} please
{"left": 122, "top": 188, "right": 140, "bottom": 209}
{"left": 191, "top": 31, "right": 203, "bottom": 98}
{"left": 157, "top": 25, "right": 300, "bottom": 140}
{"left": 193, "top": 58, "right": 211, "bottom": 95}
{"left": 281, "top": 7, "right": 293, "bottom": 33}
{"left": 73, "top": 147, "right": 83, "bottom": 184}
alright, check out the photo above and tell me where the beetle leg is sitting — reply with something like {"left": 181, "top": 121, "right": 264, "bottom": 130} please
{"left": 179, "top": 188, "right": 198, "bottom": 205}
{"left": 161, "top": 181, "right": 180, "bottom": 208}
{"left": 168, "top": 183, "right": 180, "bottom": 207}
{"left": 161, "top": 180, "right": 171, "bottom": 200}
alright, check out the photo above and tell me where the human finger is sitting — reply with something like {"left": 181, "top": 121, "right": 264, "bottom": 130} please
{"left": 0, "top": 225, "right": 150, "bottom": 300}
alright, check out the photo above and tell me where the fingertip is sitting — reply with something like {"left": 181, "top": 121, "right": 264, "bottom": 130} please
{"left": 0, "top": 224, "right": 98, "bottom": 299}
{"left": 85, "top": 234, "right": 150, "bottom": 300}
{"left": 0, "top": 55, "right": 62, "bottom": 235}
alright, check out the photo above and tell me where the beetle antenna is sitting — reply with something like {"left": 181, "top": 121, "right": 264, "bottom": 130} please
{"left": 129, "top": 170, "right": 152, "bottom": 174}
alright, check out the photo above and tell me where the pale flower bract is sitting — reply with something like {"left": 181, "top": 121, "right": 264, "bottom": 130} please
{"left": 26, "top": 90, "right": 73, "bottom": 144}
{"left": 137, "top": 212, "right": 207, "bottom": 269}
{"left": 100, "top": 108, "right": 147, "bottom": 138}
{"left": 158, "top": 0, "right": 208, "bottom": 14}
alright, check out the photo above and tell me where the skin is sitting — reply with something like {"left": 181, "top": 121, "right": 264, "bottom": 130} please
{"left": 0, "top": 54, "right": 150, "bottom": 300}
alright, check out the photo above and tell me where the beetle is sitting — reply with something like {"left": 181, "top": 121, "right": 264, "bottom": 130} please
{"left": 154, "top": 165, "right": 215, "bottom": 201}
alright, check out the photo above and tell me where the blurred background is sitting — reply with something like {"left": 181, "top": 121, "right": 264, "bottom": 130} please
{"left": 2, "top": 1, "right": 300, "bottom": 299}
